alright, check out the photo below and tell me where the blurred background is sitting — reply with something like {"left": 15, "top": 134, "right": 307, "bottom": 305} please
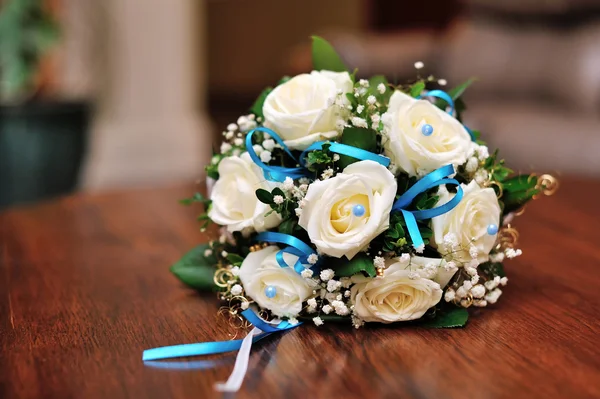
{"left": 1, "top": 0, "right": 599, "bottom": 210}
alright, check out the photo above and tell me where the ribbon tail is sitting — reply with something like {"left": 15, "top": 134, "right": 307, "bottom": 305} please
{"left": 401, "top": 210, "right": 424, "bottom": 249}
{"left": 214, "top": 327, "right": 263, "bottom": 392}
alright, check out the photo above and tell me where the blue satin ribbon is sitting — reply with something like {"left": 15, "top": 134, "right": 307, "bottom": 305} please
{"left": 392, "top": 164, "right": 464, "bottom": 249}
{"left": 245, "top": 127, "right": 309, "bottom": 182}
{"left": 142, "top": 309, "right": 299, "bottom": 361}
{"left": 255, "top": 232, "right": 319, "bottom": 274}
{"left": 418, "top": 89, "right": 455, "bottom": 115}
{"left": 299, "top": 141, "right": 390, "bottom": 168}
{"left": 246, "top": 127, "right": 390, "bottom": 182}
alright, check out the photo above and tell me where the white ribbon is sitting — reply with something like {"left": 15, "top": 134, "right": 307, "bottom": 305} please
{"left": 214, "top": 327, "right": 263, "bottom": 392}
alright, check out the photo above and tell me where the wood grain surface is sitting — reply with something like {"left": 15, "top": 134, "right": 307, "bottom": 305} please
{"left": 1, "top": 179, "right": 600, "bottom": 399}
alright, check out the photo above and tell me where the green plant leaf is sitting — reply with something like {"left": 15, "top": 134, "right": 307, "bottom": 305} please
{"left": 330, "top": 253, "right": 376, "bottom": 278}
{"left": 338, "top": 127, "right": 378, "bottom": 169}
{"left": 311, "top": 35, "right": 348, "bottom": 72}
{"left": 410, "top": 81, "right": 425, "bottom": 98}
{"left": 447, "top": 78, "right": 476, "bottom": 100}
{"left": 250, "top": 86, "right": 273, "bottom": 119}
{"left": 170, "top": 243, "right": 217, "bottom": 291}
{"left": 420, "top": 307, "right": 469, "bottom": 328}
{"left": 278, "top": 219, "right": 296, "bottom": 235}
{"left": 256, "top": 189, "right": 274, "bottom": 205}
{"left": 226, "top": 253, "right": 244, "bottom": 266}
{"left": 502, "top": 174, "right": 539, "bottom": 214}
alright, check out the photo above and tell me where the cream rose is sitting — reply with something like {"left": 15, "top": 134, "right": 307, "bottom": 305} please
{"left": 262, "top": 70, "right": 352, "bottom": 150}
{"left": 350, "top": 258, "right": 443, "bottom": 323}
{"left": 298, "top": 160, "right": 397, "bottom": 259}
{"left": 381, "top": 90, "right": 472, "bottom": 176}
{"left": 432, "top": 180, "right": 501, "bottom": 264}
{"left": 208, "top": 153, "right": 281, "bottom": 233}
{"left": 238, "top": 246, "right": 316, "bottom": 317}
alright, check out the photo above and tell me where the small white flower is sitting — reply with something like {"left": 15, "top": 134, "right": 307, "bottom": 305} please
{"left": 371, "top": 114, "right": 381, "bottom": 125}
{"left": 321, "top": 168, "right": 334, "bottom": 180}
{"left": 437, "top": 79, "right": 447, "bottom": 86}
{"left": 471, "top": 284, "right": 486, "bottom": 298}
{"left": 204, "top": 249, "right": 213, "bottom": 257}
{"left": 466, "top": 157, "right": 479, "bottom": 173}
{"left": 260, "top": 151, "right": 272, "bottom": 163}
{"left": 332, "top": 154, "right": 340, "bottom": 162}
{"left": 490, "top": 252, "right": 505, "bottom": 263}
{"left": 219, "top": 235, "right": 227, "bottom": 244}
{"left": 335, "top": 304, "right": 350, "bottom": 316}
{"left": 500, "top": 277, "right": 508, "bottom": 286}
{"left": 220, "top": 142, "right": 232, "bottom": 153}
{"left": 299, "top": 184, "right": 309, "bottom": 192}
{"left": 301, "top": 269, "right": 314, "bottom": 278}
{"left": 408, "top": 271, "right": 420, "bottom": 280}
{"left": 307, "top": 298, "right": 317, "bottom": 308}
{"left": 505, "top": 248, "right": 523, "bottom": 259}
{"left": 322, "top": 304, "right": 333, "bottom": 314}
{"left": 444, "top": 261, "right": 457, "bottom": 272}
{"left": 351, "top": 116, "right": 368, "bottom": 128}
{"left": 225, "top": 131, "right": 234, "bottom": 140}
{"left": 262, "top": 139, "right": 275, "bottom": 151}
{"left": 344, "top": 290, "right": 351, "bottom": 298}
{"left": 359, "top": 79, "right": 369, "bottom": 87}
{"left": 252, "top": 144, "right": 263, "bottom": 155}
{"left": 356, "top": 104, "right": 365, "bottom": 114}
{"left": 474, "top": 169, "right": 489, "bottom": 185}
{"left": 273, "top": 195, "right": 284, "bottom": 205}
{"left": 377, "top": 83, "right": 386, "bottom": 94}
{"left": 444, "top": 289, "right": 456, "bottom": 302}
{"left": 456, "top": 286, "right": 468, "bottom": 298}
{"left": 327, "top": 279, "right": 342, "bottom": 292}
{"left": 307, "top": 253, "right": 319, "bottom": 265}
{"left": 227, "top": 123, "right": 238, "bottom": 131}
{"left": 414, "top": 61, "right": 424, "bottom": 69}
{"left": 282, "top": 177, "right": 294, "bottom": 191}
{"left": 367, "top": 95, "right": 376, "bottom": 105}
{"left": 313, "top": 316, "right": 324, "bottom": 326}
{"left": 221, "top": 250, "right": 228, "bottom": 258}
{"left": 414, "top": 244, "right": 425, "bottom": 253}
{"left": 484, "top": 279, "right": 498, "bottom": 291}
{"left": 288, "top": 317, "right": 299, "bottom": 326}
{"left": 320, "top": 269, "right": 335, "bottom": 282}
{"left": 234, "top": 138, "right": 244, "bottom": 146}
{"left": 469, "top": 245, "right": 479, "bottom": 259}
{"left": 231, "top": 266, "right": 240, "bottom": 276}
{"left": 463, "top": 281, "right": 473, "bottom": 290}
{"left": 473, "top": 299, "right": 487, "bottom": 307}
{"left": 476, "top": 146, "right": 490, "bottom": 161}
{"left": 373, "top": 256, "right": 385, "bottom": 269}
{"left": 485, "top": 288, "right": 502, "bottom": 304}
{"left": 471, "top": 275, "right": 480, "bottom": 285}
{"left": 466, "top": 267, "right": 478, "bottom": 276}
{"left": 352, "top": 316, "right": 364, "bottom": 329}
{"left": 230, "top": 284, "right": 243, "bottom": 296}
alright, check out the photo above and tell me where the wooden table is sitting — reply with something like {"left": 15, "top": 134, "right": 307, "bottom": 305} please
{"left": 2, "top": 179, "right": 600, "bottom": 399}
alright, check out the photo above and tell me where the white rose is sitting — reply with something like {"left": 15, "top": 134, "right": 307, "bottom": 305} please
{"left": 350, "top": 259, "right": 443, "bottom": 323}
{"left": 238, "top": 246, "right": 316, "bottom": 317}
{"left": 432, "top": 180, "right": 501, "bottom": 264}
{"left": 208, "top": 152, "right": 281, "bottom": 233}
{"left": 262, "top": 70, "right": 352, "bottom": 150}
{"left": 381, "top": 90, "right": 472, "bottom": 176}
{"left": 298, "top": 160, "right": 397, "bottom": 259}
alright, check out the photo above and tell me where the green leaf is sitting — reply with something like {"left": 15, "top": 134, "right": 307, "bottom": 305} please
{"left": 256, "top": 189, "right": 274, "bottom": 205}
{"left": 330, "top": 253, "right": 376, "bottom": 278}
{"left": 447, "top": 78, "right": 476, "bottom": 100}
{"left": 502, "top": 174, "right": 539, "bottom": 214}
{"left": 410, "top": 81, "right": 425, "bottom": 98}
{"left": 250, "top": 86, "right": 273, "bottom": 119}
{"left": 420, "top": 307, "right": 469, "bottom": 328}
{"left": 272, "top": 187, "right": 286, "bottom": 198}
{"left": 311, "top": 35, "right": 348, "bottom": 72}
{"left": 226, "top": 253, "right": 244, "bottom": 266}
{"left": 170, "top": 243, "right": 217, "bottom": 291}
{"left": 278, "top": 219, "right": 296, "bottom": 235}
{"left": 338, "top": 127, "right": 377, "bottom": 169}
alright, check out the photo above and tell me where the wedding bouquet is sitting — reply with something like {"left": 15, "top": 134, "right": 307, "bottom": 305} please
{"left": 144, "top": 37, "right": 557, "bottom": 391}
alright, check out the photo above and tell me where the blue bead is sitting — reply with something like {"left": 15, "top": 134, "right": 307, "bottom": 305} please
{"left": 421, "top": 124, "right": 434, "bottom": 136}
{"left": 352, "top": 204, "right": 366, "bottom": 217}
{"left": 487, "top": 224, "right": 498, "bottom": 235}
{"left": 264, "top": 285, "right": 277, "bottom": 298}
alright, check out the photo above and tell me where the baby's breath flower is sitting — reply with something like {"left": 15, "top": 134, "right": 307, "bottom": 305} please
{"left": 377, "top": 83, "right": 386, "bottom": 94}
{"left": 320, "top": 269, "right": 334, "bottom": 282}
{"left": 414, "top": 61, "right": 424, "bottom": 69}
{"left": 204, "top": 249, "right": 213, "bottom": 257}
{"left": 321, "top": 168, "right": 334, "bottom": 180}
{"left": 273, "top": 195, "right": 284, "bottom": 205}
{"left": 225, "top": 131, "right": 234, "bottom": 140}
{"left": 359, "top": 79, "right": 369, "bottom": 87}
{"left": 373, "top": 256, "right": 385, "bottom": 269}
{"left": 301, "top": 268, "right": 313, "bottom": 278}
{"left": 307, "top": 253, "right": 319, "bottom": 265}
{"left": 313, "top": 316, "right": 324, "bottom": 326}
{"left": 230, "top": 284, "right": 243, "bottom": 296}
{"left": 233, "top": 138, "right": 244, "bottom": 146}
{"left": 282, "top": 176, "right": 294, "bottom": 191}
{"left": 437, "top": 79, "right": 447, "bottom": 86}
{"left": 322, "top": 304, "right": 333, "bottom": 314}
{"left": 260, "top": 151, "right": 272, "bottom": 163}
{"left": 220, "top": 142, "right": 232, "bottom": 153}
{"left": 366, "top": 95, "right": 376, "bottom": 105}
{"left": 356, "top": 104, "right": 365, "bottom": 114}
{"left": 227, "top": 123, "right": 238, "bottom": 131}
{"left": 262, "top": 139, "right": 275, "bottom": 151}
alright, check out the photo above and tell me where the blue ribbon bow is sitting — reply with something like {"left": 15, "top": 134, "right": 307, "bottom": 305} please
{"left": 418, "top": 89, "right": 476, "bottom": 142}
{"left": 255, "top": 232, "right": 319, "bottom": 274}
{"left": 245, "top": 127, "right": 390, "bottom": 182}
{"left": 391, "top": 164, "right": 464, "bottom": 249}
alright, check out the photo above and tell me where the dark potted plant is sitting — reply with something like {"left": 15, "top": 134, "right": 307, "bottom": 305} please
{"left": 0, "top": 0, "right": 90, "bottom": 209}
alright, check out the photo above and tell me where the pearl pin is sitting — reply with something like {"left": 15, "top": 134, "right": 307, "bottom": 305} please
{"left": 487, "top": 224, "right": 498, "bottom": 235}
{"left": 421, "top": 124, "right": 434, "bottom": 136}
{"left": 265, "top": 285, "right": 277, "bottom": 298}
{"left": 352, "top": 204, "right": 366, "bottom": 217}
